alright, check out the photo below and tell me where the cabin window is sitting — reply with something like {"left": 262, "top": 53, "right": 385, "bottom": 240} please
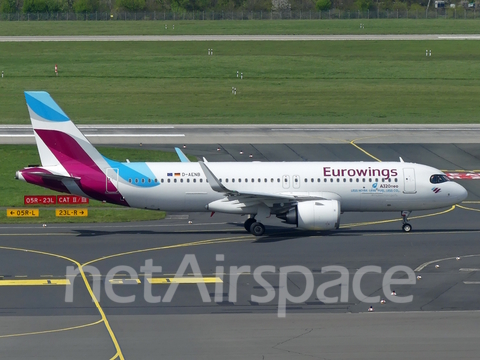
{"left": 141, "top": 179, "right": 145, "bottom": 183}
{"left": 375, "top": 178, "right": 378, "bottom": 183}
{"left": 350, "top": 178, "right": 353, "bottom": 182}
{"left": 187, "top": 179, "right": 190, "bottom": 183}
{"left": 271, "top": 178, "right": 274, "bottom": 183}
{"left": 369, "top": 178, "right": 372, "bottom": 182}
{"left": 135, "top": 179, "right": 138, "bottom": 183}
{"left": 232, "top": 179, "right": 235, "bottom": 183}
{"left": 337, "top": 178, "right": 340, "bottom": 182}
{"left": 356, "top": 178, "right": 359, "bottom": 182}
{"left": 284, "top": 178, "right": 288, "bottom": 182}
{"left": 324, "top": 179, "right": 327, "bottom": 183}
{"left": 258, "top": 178, "right": 261, "bottom": 183}
{"left": 193, "top": 179, "right": 196, "bottom": 183}
{"left": 317, "top": 178, "right": 321, "bottom": 182}
{"left": 343, "top": 178, "right": 347, "bottom": 182}
{"left": 246, "top": 179, "right": 249, "bottom": 183}
{"left": 311, "top": 178, "right": 314, "bottom": 183}
{"left": 219, "top": 178, "right": 222, "bottom": 182}
{"left": 277, "top": 178, "right": 280, "bottom": 183}
{"left": 167, "top": 179, "right": 171, "bottom": 183}
{"left": 128, "top": 179, "right": 132, "bottom": 183}
{"left": 362, "top": 178, "right": 366, "bottom": 182}
{"left": 394, "top": 178, "right": 398, "bottom": 183}
{"left": 295, "top": 178, "right": 299, "bottom": 183}
{"left": 161, "top": 179, "right": 164, "bottom": 183}
{"left": 174, "top": 179, "right": 177, "bottom": 183}
{"left": 330, "top": 179, "right": 333, "bottom": 183}
{"left": 200, "top": 179, "right": 203, "bottom": 183}
{"left": 388, "top": 178, "right": 392, "bottom": 183}
{"left": 148, "top": 179, "right": 151, "bottom": 183}
{"left": 304, "top": 178, "right": 308, "bottom": 183}
{"left": 238, "top": 179, "right": 241, "bottom": 183}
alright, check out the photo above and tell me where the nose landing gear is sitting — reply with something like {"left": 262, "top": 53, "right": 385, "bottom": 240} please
{"left": 401, "top": 211, "right": 412, "bottom": 232}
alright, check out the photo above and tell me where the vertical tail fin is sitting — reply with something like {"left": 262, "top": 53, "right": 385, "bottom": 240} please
{"left": 24, "top": 91, "right": 106, "bottom": 174}
{"left": 23, "top": 91, "right": 128, "bottom": 205}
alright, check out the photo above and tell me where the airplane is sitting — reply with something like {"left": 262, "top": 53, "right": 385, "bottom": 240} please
{"left": 16, "top": 91, "right": 468, "bottom": 236}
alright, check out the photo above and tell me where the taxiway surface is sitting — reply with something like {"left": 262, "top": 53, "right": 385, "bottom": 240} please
{"left": 1, "top": 142, "right": 479, "bottom": 359}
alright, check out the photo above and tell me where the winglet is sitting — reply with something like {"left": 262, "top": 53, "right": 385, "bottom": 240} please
{"left": 175, "top": 147, "right": 190, "bottom": 163}
{"left": 199, "top": 162, "right": 236, "bottom": 194}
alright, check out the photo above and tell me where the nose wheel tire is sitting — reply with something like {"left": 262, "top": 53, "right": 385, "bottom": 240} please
{"left": 244, "top": 218, "right": 256, "bottom": 232}
{"left": 250, "top": 222, "right": 266, "bottom": 236}
{"left": 402, "top": 223, "right": 412, "bottom": 232}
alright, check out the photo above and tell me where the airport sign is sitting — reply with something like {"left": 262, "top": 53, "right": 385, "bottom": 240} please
{"left": 24, "top": 195, "right": 56, "bottom": 205}
{"left": 57, "top": 195, "right": 89, "bottom": 204}
{"left": 55, "top": 209, "right": 88, "bottom": 217}
{"left": 7, "top": 209, "right": 39, "bottom": 217}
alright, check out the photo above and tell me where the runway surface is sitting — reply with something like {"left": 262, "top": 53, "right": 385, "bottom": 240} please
{"left": 1, "top": 34, "right": 480, "bottom": 42}
{"left": 3, "top": 124, "right": 480, "bottom": 144}
{"left": 1, "top": 142, "right": 480, "bottom": 359}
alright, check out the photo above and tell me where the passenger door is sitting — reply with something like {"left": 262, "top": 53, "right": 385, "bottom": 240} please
{"left": 403, "top": 168, "right": 416, "bottom": 194}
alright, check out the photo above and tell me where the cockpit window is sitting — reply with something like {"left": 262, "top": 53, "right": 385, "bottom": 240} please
{"left": 430, "top": 174, "right": 450, "bottom": 184}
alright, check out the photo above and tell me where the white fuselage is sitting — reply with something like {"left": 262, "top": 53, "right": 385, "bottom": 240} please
{"left": 114, "top": 161, "right": 467, "bottom": 214}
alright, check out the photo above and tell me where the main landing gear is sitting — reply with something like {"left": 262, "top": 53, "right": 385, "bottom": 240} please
{"left": 401, "top": 211, "right": 412, "bottom": 232}
{"left": 244, "top": 217, "right": 265, "bottom": 236}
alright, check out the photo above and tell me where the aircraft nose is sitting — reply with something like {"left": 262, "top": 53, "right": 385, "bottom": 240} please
{"left": 455, "top": 183, "right": 468, "bottom": 203}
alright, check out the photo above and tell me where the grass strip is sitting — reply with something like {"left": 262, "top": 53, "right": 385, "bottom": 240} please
{"left": 1, "top": 19, "right": 480, "bottom": 36}
{"left": 1, "top": 40, "right": 479, "bottom": 125}
{"left": 0, "top": 145, "right": 194, "bottom": 224}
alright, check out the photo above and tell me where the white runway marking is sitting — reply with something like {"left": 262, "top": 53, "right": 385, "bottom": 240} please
{"left": 0, "top": 134, "right": 185, "bottom": 137}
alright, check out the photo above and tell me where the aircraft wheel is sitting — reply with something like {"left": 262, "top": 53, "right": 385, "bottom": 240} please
{"left": 250, "top": 222, "right": 265, "bottom": 236}
{"left": 244, "top": 218, "right": 256, "bottom": 232}
{"left": 402, "top": 223, "right": 412, "bottom": 233}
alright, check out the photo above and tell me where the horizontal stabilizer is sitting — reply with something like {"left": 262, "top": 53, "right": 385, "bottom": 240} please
{"left": 22, "top": 172, "right": 80, "bottom": 181}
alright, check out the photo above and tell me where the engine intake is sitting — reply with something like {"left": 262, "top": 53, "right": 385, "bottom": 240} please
{"left": 277, "top": 200, "right": 340, "bottom": 231}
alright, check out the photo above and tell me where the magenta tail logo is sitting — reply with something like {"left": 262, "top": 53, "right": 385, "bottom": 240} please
{"left": 432, "top": 187, "right": 441, "bottom": 194}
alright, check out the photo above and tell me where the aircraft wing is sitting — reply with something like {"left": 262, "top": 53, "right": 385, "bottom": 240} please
{"left": 175, "top": 147, "right": 190, "bottom": 163}
{"left": 199, "top": 162, "right": 338, "bottom": 213}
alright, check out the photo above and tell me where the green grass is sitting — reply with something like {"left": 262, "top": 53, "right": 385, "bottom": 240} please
{"left": 0, "top": 19, "right": 480, "bottom": 36}
{"left": 1, "top": 41, "right": 480, "bottom": 124}
{"left": 0, "top": 145, "right": 195, "bottom": 223}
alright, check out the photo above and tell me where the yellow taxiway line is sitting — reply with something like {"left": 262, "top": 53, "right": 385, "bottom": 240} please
{"left": 0, "top": 245, "right": 124, "bottom": 360}
{"left": 147, "top": 277, "right": 223, "bottom": 284}
{"left": 0, "top": 319, "right": 104, "bottom": 339}
{"left": 0, "top": 279, "right": 70, "bottom": 286}
{"left": 350, "top": 139, "right": 382, "bottom": 162}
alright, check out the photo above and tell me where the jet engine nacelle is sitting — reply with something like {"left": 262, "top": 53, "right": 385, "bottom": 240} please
{"left": 278, "top": 200, "right": 341, "bottom": 231}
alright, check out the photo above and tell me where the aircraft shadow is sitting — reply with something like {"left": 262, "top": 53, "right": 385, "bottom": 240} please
{"left": 71, "top": 226, "right": 477, "bottom": 239}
